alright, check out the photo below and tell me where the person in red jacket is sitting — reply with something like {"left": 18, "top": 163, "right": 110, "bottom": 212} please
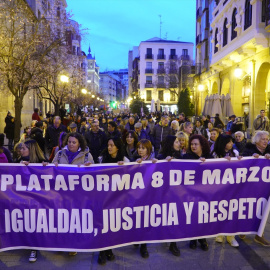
{"left": 32, "top": 108, "right": 41, "bottom": 121}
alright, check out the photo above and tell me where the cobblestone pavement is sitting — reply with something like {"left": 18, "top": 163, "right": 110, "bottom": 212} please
{"left": 1, "top": 218, "right": 270, "bottom": 270}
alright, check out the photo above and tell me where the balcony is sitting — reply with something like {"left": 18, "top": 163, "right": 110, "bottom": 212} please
{"left": 157, "top": 82, "right": 165, "bottom": 88}
{"left": 169, "top": 55, "right": 178, "bottom": 60}
{"left": 145, "top": 83, "right": 153, "bottom": 88}
{"left": 169, "top": 68, "right": 178, "bottom": 74}
{"left": 181, "top": 55, "right": 190, "bottom": 61}
{"left": 145, "top": 68, "right": 153, "bottom": 73}
{"left": 145, "top": 54, "right": 153, "bottom": 59}
{"left": 157, "top": 54, "right": 166, "bottom": 60}
{"left": 157, "top": 68, "right": 165, "bottom": 74}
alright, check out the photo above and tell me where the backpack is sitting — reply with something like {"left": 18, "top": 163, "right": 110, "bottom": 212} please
{"left": 0, "top": 152, "right": 8, "bottom": 163}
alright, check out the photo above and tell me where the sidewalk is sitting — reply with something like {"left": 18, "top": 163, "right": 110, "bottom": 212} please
{"left": 1, "top": 218, "right": 270, "bottom": 270}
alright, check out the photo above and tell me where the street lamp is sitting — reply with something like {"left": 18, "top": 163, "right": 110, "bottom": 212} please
{"left": 92, "top": 95, "right": 95, "bottom": 98}
{"left": 81, "top": 89, "right": 87, "bottom": 94}
{"left": 234, "top": 66, "right": 243, "bottom": 78}
{"left": 60, "top": 75, "right": 69, "bottom": 83}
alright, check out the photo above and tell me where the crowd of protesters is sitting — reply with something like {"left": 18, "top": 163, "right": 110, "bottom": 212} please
{"left": 1, "top": 107, "right": 270, "bottom": 265}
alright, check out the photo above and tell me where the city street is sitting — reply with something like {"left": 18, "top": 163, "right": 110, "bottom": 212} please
{"left": 0, "top": 217, "right": 270, "bottom": 270}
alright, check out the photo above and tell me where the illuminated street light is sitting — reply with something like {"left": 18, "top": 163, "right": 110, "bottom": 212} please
{"left": 92, "top": 95, "right": 95, "bottom": 98}
{"left": 81, "top": 89, "right": 87, "bottom": 94}
{"left": 97, "top": 97, "right": 100, "bottom": 100}
{"left": 198, "top": 84, "right": 204, "bottom": 91}
{"left": 60, "top": 75, "right": 69, "bottom": 83}
{"left": 234, "top": 66, "right": 243, "bottom": 78}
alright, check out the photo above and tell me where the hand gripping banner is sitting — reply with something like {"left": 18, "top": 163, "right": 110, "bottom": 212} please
{"left": 0, "top": 157, "right": 270, "bottom": 252}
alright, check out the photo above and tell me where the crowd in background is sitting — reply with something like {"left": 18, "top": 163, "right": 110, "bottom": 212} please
{"left": 1, "top": 107, "right": 270, "bottom": 265}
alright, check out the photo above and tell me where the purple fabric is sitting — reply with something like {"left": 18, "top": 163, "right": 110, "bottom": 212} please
{"left": 0, "top": 157, "right": 270, "bottom": 252}
{"left": 65, "top": 149, "right": 80, "bottom": 164}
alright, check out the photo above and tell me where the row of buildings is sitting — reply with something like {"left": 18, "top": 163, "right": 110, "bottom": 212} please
{"left": 128, "top": 0, "right": 270, "bottom": 130}
{"left": 195, "top": 0, "right": 270, "bottom": 131}
{"left": 0, "top": 0, "right": 129, "bottom": 132}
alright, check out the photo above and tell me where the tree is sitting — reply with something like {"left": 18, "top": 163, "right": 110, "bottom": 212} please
{"left": 177, "top": 88, "right": 194, "bottom": 116}
{"left": 0, "top": 0, "right": 76, "bottom": 142}
{"left": 129, "top": 98, "right": 149, "bottom": 115}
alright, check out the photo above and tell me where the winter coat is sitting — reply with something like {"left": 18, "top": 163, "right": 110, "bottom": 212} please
{"left": 31, "top": 127, "right": 45, "bottom": 152}
{"left": 125, "top": 122, "right": 135, "bottom": 131}
{"left": 52, "top": 146, "right": 94, "bottom": 165}
{"left": 152, "top": 123, "right": 172, "bottom": 150}
{"left": 124, "top": 146, "right": 139, "bottom": 162}
{"left": 45, "top": 124, "right": 67, "bottom": 153}
{"left": 253, "top": 115, "right": 269, "bottom": 131}
{"left": 242, "top": 142, "right": 270, "bottom": 157}
{"left": 193, "top": 126, "right": 208, "bottom": 138}
{"left": 32, "top": 112, "right": 40, "bottom": 121}
{"left": 233, "top": 140, "right": 246, "bottom": 156}
{"left": 85, "top": 129, "right": 107, "bottom": 163}
{"left": 4, "top": 115, "right": 15, "bottom": 139}
{"left": 183, "top": 152, "right": 213, "bottom": 160}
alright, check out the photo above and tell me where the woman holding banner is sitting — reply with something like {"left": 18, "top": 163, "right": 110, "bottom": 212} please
{"left": 52, "top": 132, "right": 94, "bottom": 256}
{"left": 183, "top": 134, "right": 212, "bottom": 251}
{"left": 212, "top": 134, "right": 240, "bottom": 247}
{"left": 135, "top": 139, "right": 154, "bottom": 258}
{"left": 155, "top": 135, "right": 182, "bottom": 256}
{"left": 18, "top": 139, "right": 48, "bottom": 262}
{"left": 241, "top": 131, "right": 270, "bottom": 246}
{"left": 98, "top": 136, "right": 129, "bottom": 265}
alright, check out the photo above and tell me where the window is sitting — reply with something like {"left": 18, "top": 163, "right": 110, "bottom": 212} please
{"left": 146, "top": 62, "right": 152, "bottom": 69}
{"left": 170, "top": 92, "right": 176, "bottom": 101}
{"left": 223, "top": 18, "right": 228, "bottom": 46}
{"left": 214, "top": 28, "right": 218, "bottom": 53}
{"left": 146, "top": 76, "right": 152, "bottom": 84}
{"left": 158, "top": 90, "right": 164, "bottom": 101}
{"left": 158, "top": 48, "right": 165, "bottom": 59}
{"left": 171, "top": 49, "right": 176, "bottom": 55}
{"left": 146, "top": 48, "right": 152, "bottom": 59}
{"left": 231, "top": 8, "right": 237, "bottom": 40}
{"left": 146, "top": 90, "right": 152, "bottom": 101}
{"left": 182, "top": 49, "right": 188, "bottom": 55}
{"left": 158, "top": 62, "right": 164, "bottom": 68}
{"left": 244, "top": 0, "right": 252, "bottom": 30}
{"left": 158, "top": 76, "right": 164, "bottom": 84}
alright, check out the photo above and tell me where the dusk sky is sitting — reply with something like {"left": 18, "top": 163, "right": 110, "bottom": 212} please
{"left": 66, "top": 0, "right": 196, "bottom": 72}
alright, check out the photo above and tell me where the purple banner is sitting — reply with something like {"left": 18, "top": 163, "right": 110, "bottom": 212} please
{"left": 0, "top": 157, "right": 270, "bottom": 252}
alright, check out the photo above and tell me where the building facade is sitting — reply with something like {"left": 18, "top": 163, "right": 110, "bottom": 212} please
{"left": 196, "top": 0, "right": 270, "bottom": 131}
{"left": 129, "top": 37, "right": 194, "bottom": 112}
{"left": 99, "top": 73, "right": 118, "bottom": 103}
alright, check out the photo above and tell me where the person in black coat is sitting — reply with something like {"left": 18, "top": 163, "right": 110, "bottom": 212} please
{"left": 4, "top": 111, "right": 15, "bottom": 151}
{"left": 183, "top": 135, "right": 213, "bottom": 251}
{"left": 85, "top": 120, "right": 107, "bottom": 163}
{"left": 45, "top": 116, "right": 67, "bottom": 155}
{"left": 106, "top": 121, "right": 121, "bottom": 139}
{"left": 30, "top": 121, "right": 45, "bottom": 153}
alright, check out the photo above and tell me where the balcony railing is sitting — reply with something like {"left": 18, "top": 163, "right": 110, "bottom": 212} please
{"left": 169, "top": 68, "right": 178, "bottom": 74}
{"left": 157, "top": 68, "right": 165, "bottom": 74}
{"left": 145, "top": 68, "right": 153, "bottom": 73}
{"left": 157, "top": 82, "right": 165, "bottom": 88}
{"left": 145, "top": 54, "right": 153, "bottom": 59}
{"left": 145, "top": 83, "right": 153, "bottom": 88}
{"left": 157, "top": 54, "right": 166, "bottom": 60}
{"left": 181, "top": 55, "right": 190, "bottom": 61}
{"left": 169, "top": 55, "right": 178, "bottom": 60}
